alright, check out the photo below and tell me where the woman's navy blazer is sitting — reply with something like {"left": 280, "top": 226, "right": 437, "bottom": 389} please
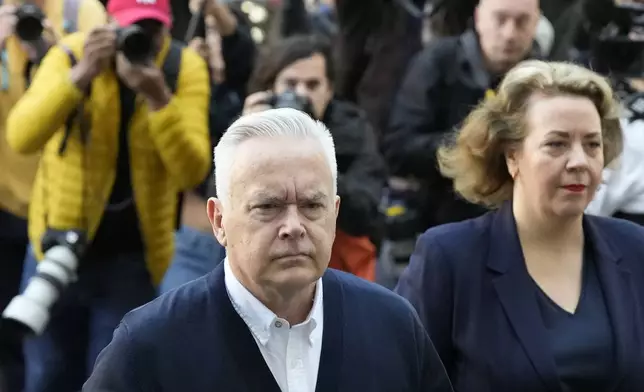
{"left": 396, "top": 202, "right": 644, "bottom": 392}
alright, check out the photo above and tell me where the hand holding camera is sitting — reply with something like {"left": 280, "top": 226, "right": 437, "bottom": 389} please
{"left": 242, "top": 91, "right": 274, "bottom": 115}
{"left": 71, "top": 26, "right": 116, "bottom": 90}
{"left": 116, "top": 52, "right": 170, "bottom": 110}
{"left": 0, "top": 5, "right": 17, "bottom": 49}
{"left": 242, "top": 90, "right": 316, "bottom": 117}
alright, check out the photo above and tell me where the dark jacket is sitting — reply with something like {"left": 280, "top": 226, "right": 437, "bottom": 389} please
{"left": 384, "top": 30, "right": 539, "bottom": 229}
{"left": 83, "top": 263, "right": 454, "bottom": 392}
{"left": 395, "top": 202, "right": 644, "bottom": 392}
{"left": 193, "top": 18, "right": 256, "bottom": 199}
{"left": 323, "top": 100, "right": 387, "bottom": 240}
{"left": 333, "top": 0, "right": 423, "bottom": 139}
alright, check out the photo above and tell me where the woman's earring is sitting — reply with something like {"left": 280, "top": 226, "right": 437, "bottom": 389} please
{"left": 510, "top": 170, "right": 518, "bottom": 180}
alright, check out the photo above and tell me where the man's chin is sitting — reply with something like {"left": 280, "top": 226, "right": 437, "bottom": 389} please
{"left": 269, "top": 267, "right": 321, "bottom": 290}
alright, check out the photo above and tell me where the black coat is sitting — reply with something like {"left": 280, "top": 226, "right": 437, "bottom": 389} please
{"left": 323, "top": 100, "right": 387, "bottom": 241}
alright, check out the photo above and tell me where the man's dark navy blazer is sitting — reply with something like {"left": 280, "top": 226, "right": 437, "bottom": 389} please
{"left": 396, "top": 202, "right": 644, "bottom": 392}
{"left": 84, "top": 264, "right": 454, "bottom": 392}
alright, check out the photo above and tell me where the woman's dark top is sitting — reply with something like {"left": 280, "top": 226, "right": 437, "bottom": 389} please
{"left": 534, "top": 246, "right": 615, "bottom": 392}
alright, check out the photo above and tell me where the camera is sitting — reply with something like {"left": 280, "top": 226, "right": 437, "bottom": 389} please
{"left": 14, "top": 3, "right": 45, "bottom": 42}
{"left": 2, "top": 230, "right": 86, "bottom": 336}
{"left": 590, "top": 2, "right": 644, "bottom": 78}
{"left": 269, "top": 90, "right": 315, "bottom": 118}
{"left": 116, "top": 25, "right": 154, "bottom": 65}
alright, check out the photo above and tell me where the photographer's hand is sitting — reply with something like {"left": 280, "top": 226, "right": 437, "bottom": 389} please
{"left": 242, "top": 91, "right": 273, "bottom": 115}
{"left": 115, "top": 53, "right": 171, "bottom": 111}
{"left": 0, "top": 5, "right": 17, "bottom": 50}
{"left": 70, "top": 26, "right": 116, "bottom": 91}
{"left": 20, "top": 20, "right": 61, "bottom": 63}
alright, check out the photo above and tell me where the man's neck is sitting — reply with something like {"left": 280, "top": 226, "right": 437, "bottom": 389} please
{"left": 231, "top": 263, "right": 317, "bottom": 325}
{"left": 261, "top": 283, "right": 317, "bottom": 325}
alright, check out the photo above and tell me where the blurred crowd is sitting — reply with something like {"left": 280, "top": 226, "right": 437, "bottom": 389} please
{"left": 1, "top": 0, "right": 644, "bottom": 391}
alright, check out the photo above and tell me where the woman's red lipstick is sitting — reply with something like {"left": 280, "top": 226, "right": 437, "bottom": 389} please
{"left": 563, "top": 184, "right": 586, "bottom": 192}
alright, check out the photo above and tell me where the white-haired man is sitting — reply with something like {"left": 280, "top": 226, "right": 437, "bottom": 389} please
{"left": 83, "top": 108, "right": 453, "bottom": 392}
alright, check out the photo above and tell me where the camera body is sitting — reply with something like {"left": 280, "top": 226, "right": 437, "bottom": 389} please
{"left": 268, "top": 90, "right": 315, "bottom": 118}
{"left": 116, "top": 25, "right": 154, "bottom": 65}
{"left": 2, "top": 230, "right": 87, "bottom": 336}
{"left": 15, "top": 3, "right": 45, "bottom": 42}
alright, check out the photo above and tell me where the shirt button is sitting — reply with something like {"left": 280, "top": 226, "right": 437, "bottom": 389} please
{"left": 274, "top": 321, "right": 283, "bottom": 328}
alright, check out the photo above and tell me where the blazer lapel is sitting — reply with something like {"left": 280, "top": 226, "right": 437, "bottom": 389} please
{"left": 315, "top": 270, "right": 345, "bottom": 392}
{"left": 584, "top": 217, "right": 632, "bottom": 391}
{"left": 209, "top": 265, "right": 282, "bottom": 392}
{"left": 488, "top": 203, "right": 562, "bottom": 392}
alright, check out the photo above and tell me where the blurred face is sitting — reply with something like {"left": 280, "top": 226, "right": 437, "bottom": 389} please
{"left": 474, "top": 0, "right": 540, "bottom": 73}
{"left": 136, "top": 19, "right": 167, "bottom": 55}
{"left": 208, "top": 136, "right": 340, "bottom": 294}
{"left": 507, "top": 94, "right": 604, "bottom": 220}
{"left": 273, "top": 53, "right": 334, "bottom": 119}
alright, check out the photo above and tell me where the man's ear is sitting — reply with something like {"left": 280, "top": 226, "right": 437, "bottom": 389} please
{"left": 334, "top": 195, "right": 341, "bottom": 218}
{"left": 207, "top": 197, "right": 227, "bottom": 247}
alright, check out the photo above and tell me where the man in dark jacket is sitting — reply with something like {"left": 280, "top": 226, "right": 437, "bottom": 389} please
{"left": 244, "top": 34, "right": 387, "bottom": 279}
{"left": 384, "top": 0, "right": 541, "bottom": 230}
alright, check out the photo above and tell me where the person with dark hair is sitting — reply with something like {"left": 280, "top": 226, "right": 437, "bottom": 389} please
{"left": 243, "top": 34, "right": 387, "bottom": 281}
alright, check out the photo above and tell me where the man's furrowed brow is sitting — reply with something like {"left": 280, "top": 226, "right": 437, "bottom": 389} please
{"left": 251, "top": 191, "right": 283, "bottom": 203}
{"left": 304, "top": 191, "right": 329, "bottom": 203}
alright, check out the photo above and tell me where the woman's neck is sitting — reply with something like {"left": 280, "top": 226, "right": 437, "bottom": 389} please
{"left": 512, "top": 199, "right": 584, "bottom": 251}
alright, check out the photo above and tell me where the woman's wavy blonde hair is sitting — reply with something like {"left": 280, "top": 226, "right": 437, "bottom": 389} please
{"left": 437, "top": 60, "right": 623, "bottom": 208}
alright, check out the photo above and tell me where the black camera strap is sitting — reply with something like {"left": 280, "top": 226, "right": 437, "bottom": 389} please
{"left": 40, "top": 44, "right": 91, "bottom": 235}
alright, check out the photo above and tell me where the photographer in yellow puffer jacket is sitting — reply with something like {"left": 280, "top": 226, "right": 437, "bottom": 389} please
{"left": 4, "top": 0, "right": 211, "bottom": 388}
{"left": 0, "top": 0, "right": 105, "bottom": 390}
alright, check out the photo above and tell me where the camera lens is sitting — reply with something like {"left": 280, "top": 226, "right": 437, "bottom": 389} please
{"left": 116, "top": 25, "right": 154, "bottom": 64}
{"left": 272, "top": 90, "right": 315, "bottom": 117}
{"left": 15, "top": 4, "right": 45, "bottom": 42}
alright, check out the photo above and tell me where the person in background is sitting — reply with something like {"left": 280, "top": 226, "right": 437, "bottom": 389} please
{"left": 243, "top": 34, "right": 387, "bottom": 281}
{"left": 586, "top": 87, "right": 644, "bottom": 224}
{"left": 159, "top": 0, "right": 256, "bottom": 293}
{"left": 83, "top": 108, "right": 454, "bottom": 392}
{"left": 281, "top": 0, "right": 338, "bottom": 40}
{"left": 0, "top": 0, "right": 106, "bottom": 391}
{"left": 384, "top": 0, "right": 541, "bottom": 231}
{"left": 396, "top": 60, "right": 644, "bottom": 391}
{"left": 5, "top": 0, "right": 211, "bottom": 389}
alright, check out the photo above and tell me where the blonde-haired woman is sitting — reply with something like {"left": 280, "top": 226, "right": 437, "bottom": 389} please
{"left": 396, "top": 60, "right": 644, "bottom": 392}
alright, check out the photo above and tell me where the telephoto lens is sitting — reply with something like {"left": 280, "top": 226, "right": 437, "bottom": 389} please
{"left": 15, "top": 3, "right": 45, "bottom": 42}
{"left": 116, "top": 25, "right": 154, "bottom": 65}
{"left": 1, "top": 231, "right": 85, "bottom": 336}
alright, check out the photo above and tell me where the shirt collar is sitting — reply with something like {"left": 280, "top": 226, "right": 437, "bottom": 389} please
{"left": 224, "top": 258, "right": 323, "bottom": 346}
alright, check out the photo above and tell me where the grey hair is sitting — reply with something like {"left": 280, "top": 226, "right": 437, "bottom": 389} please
{"left": 214, "top": 108, "right": 337, "bottom": 207}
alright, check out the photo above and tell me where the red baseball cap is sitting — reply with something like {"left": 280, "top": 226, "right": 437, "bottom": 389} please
{"left": 107, "top": 0, "right": 172, "bottom": 27}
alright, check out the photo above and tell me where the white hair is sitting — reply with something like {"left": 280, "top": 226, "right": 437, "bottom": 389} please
{"left": 214, "top": 108, "right": 337, "bottom": 207}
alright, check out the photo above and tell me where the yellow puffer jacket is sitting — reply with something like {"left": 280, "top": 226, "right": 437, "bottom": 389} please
{"left": 5, "top": 32, "right": 212, "bottom": 285}
{"left": 0, "top": 0, "right": 107, "bottom": 218}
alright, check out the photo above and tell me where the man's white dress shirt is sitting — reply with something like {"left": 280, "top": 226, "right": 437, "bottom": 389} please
{"left": 224, "top": 259, "right": 324, "bottom": 392}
